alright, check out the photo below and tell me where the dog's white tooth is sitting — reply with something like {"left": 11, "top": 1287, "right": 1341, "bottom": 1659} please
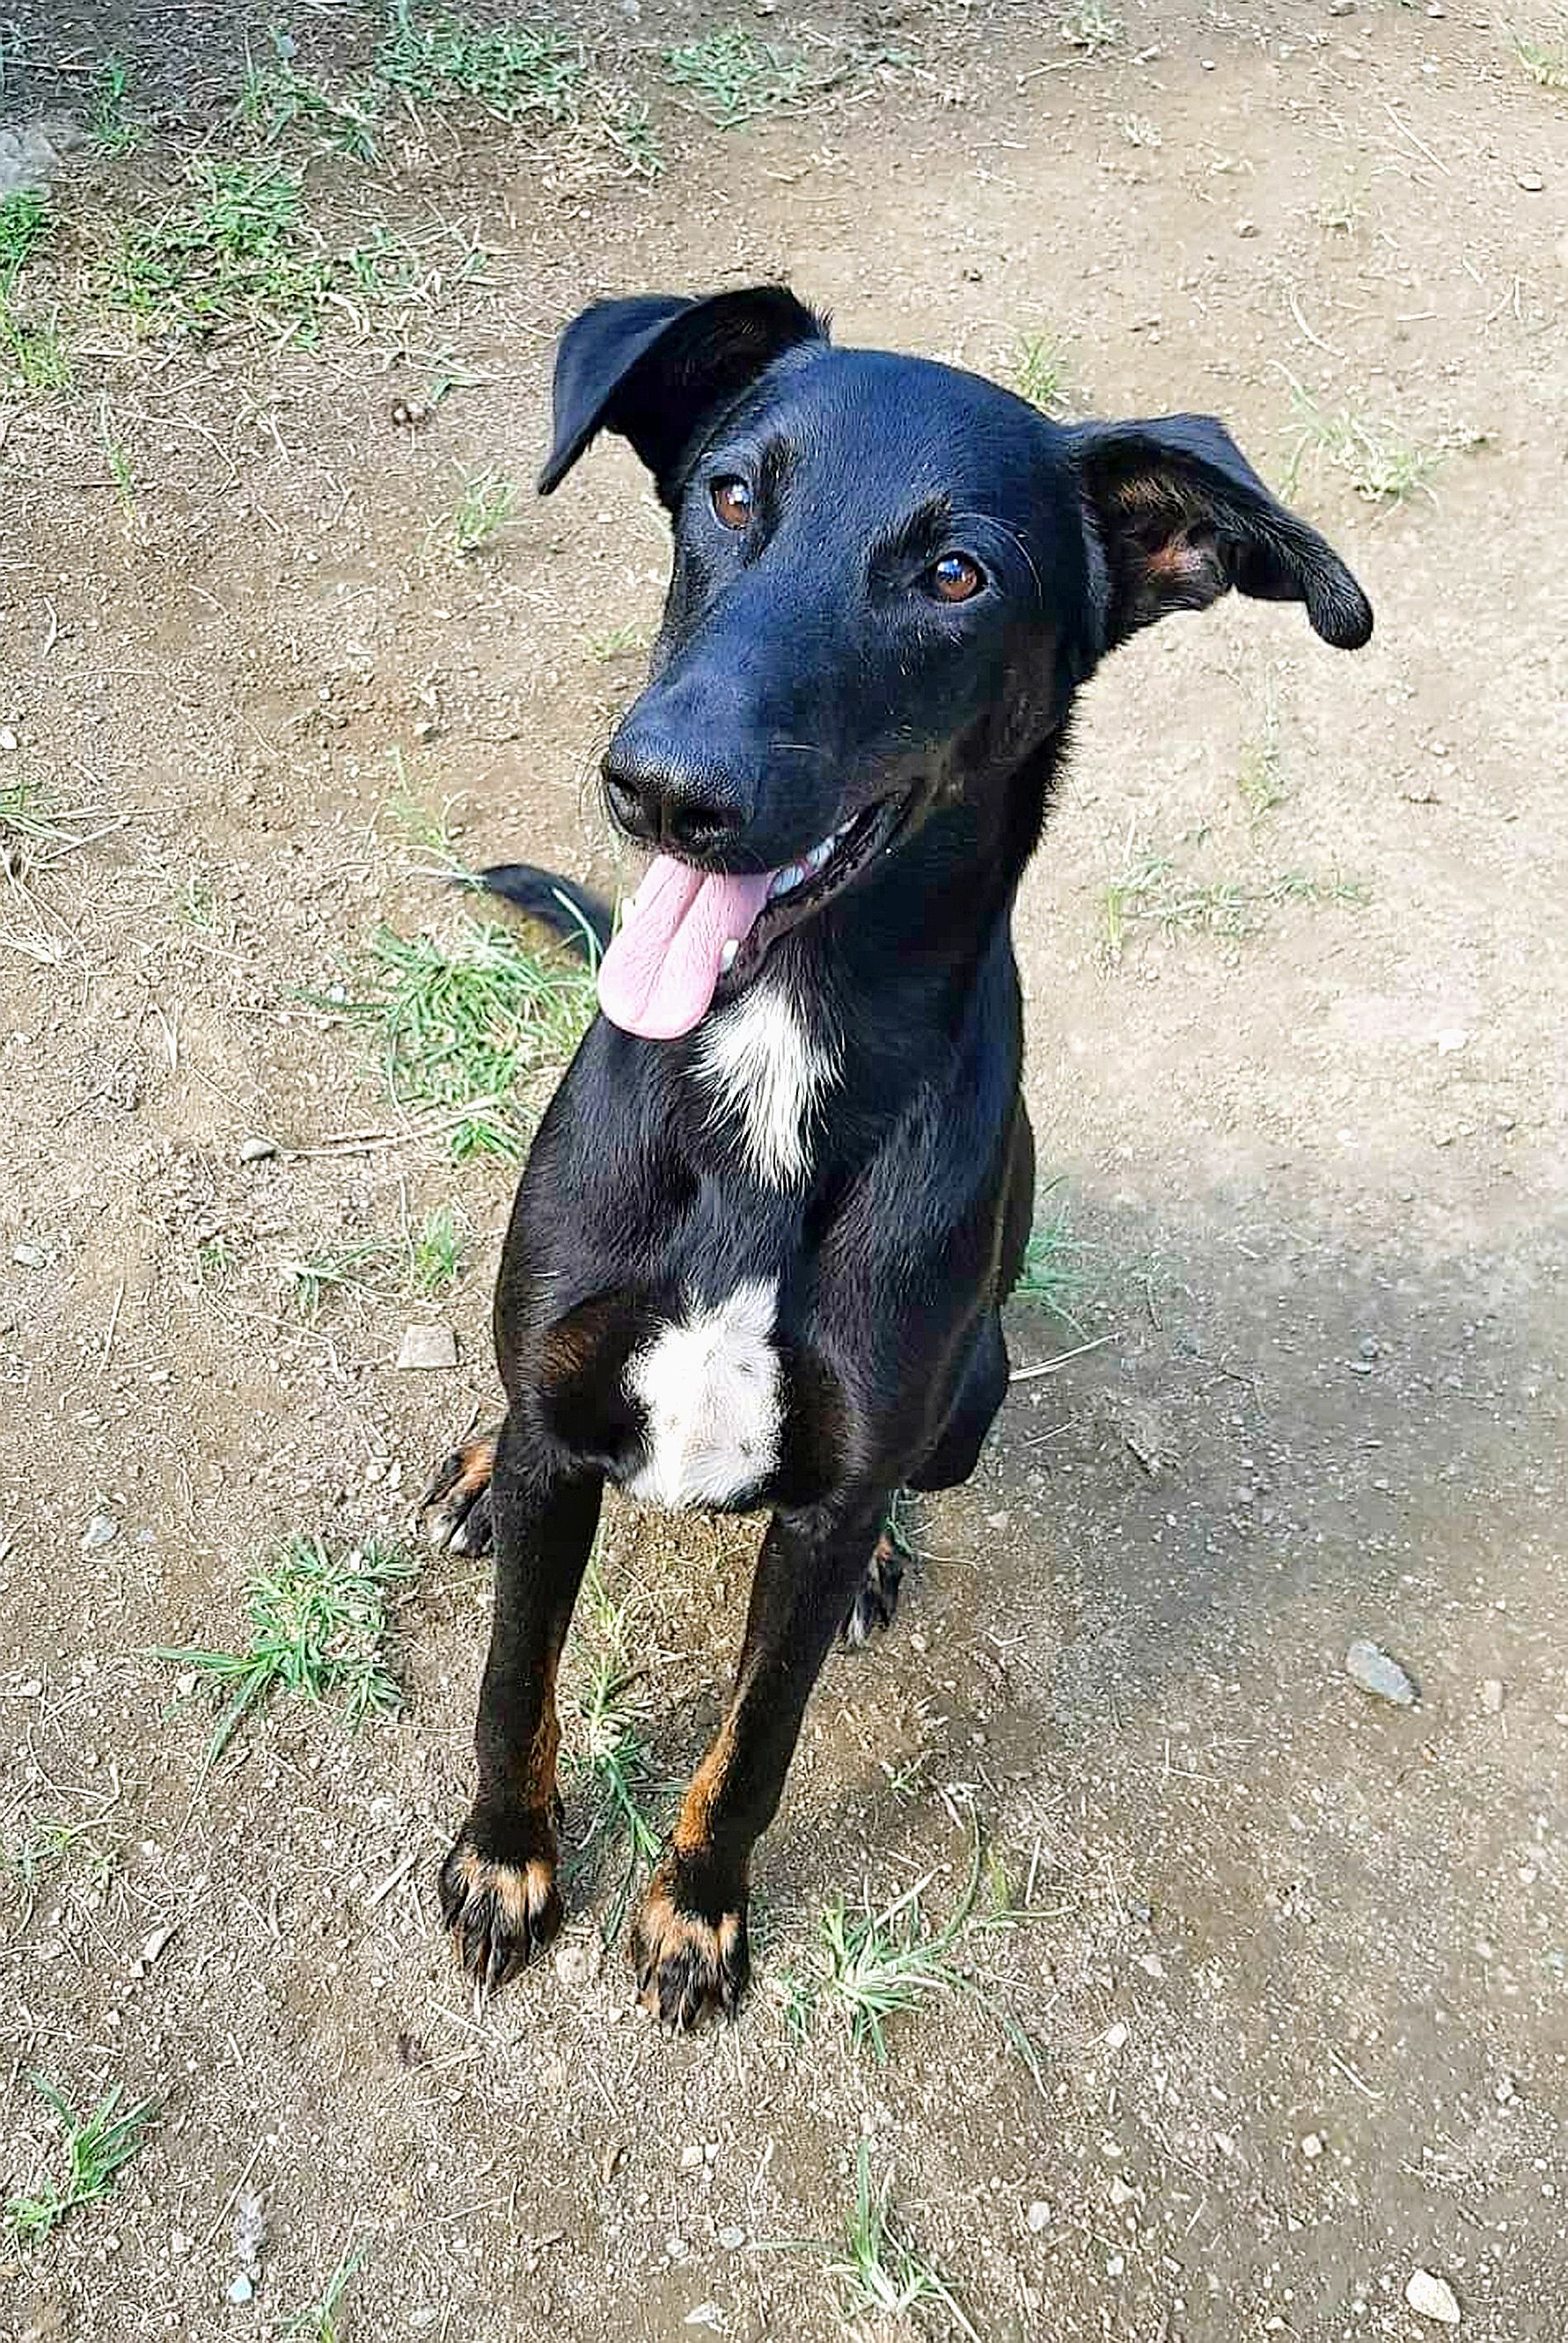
{"left": 719, "top": 939, "right": 738, "bottom": 972}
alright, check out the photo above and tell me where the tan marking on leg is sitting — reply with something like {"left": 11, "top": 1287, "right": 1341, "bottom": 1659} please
{"left": 671, "top": 1708, "right": 739, "bottom": 1858}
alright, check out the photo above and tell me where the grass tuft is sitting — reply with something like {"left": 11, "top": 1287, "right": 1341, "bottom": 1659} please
{"left": 410, "top": 1203, "right": 465, "bottom": 1294}
{"left": 1237, "top": 672, "right": 1287, "bottom": 819}
{"left": 1059, "top": 2, "right": 1124, "bottom": 53}
{"left": 103, "top": 158, "right": 434, "bottom": 343}
{"left": 281, "top": 2243, "right": 369, "bottom": 2342}
{"left": 238, "top": 30, "right": 380, "bottom": 160}
{"left": 1102, "top": 848, "right": 1368, "bottom": 957}
{"left": 7, "top": 2076, "right": 159, "bottom": 2245}
{"left": 285, "top": 1239, "right": 392, "bottom": 1320}
{"left": 91, "top": 57, "right": 141, "bottom": 155}
{"left": 375, "top": 4, "right": 584, "bottom": 123}
{"left": 1015, "top": 1189, "right": 1096, "bottom": 1334}
{"left": 154, "top": 1534, "right": 419, "bottom": 1763}
{"left": 1281, "top": 377, "right": 1465, "bottom": 506}
{"left": 776, "top": 1827, "right": 1044, "bottom": 2090}
{"left": 663, "top": 23, "right": 904, "bottom": 129}
{"left": 1514, "top": 33, "right": 1568, "bottom": 91}
{"left": 0, "top": 187, "right": 48, "bottom": 288}
{"left": 759, "top": 2144, "right": 980, "bottom": 2340}
{"left": 330, "top": 916, "right": 596, "bottom": 1160}
{"left": 445, "top": 469, "right": 520, "bottom": 554}
{"left": 1011, "top": 329, "right": 1071, "bottom": 414}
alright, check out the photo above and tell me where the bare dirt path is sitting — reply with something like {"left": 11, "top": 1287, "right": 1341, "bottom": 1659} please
{"left": 3, "top": 4, "right": 1566, "bottom": 2339}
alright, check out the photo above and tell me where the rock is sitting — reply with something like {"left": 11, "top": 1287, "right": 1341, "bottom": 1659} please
{"left": 226, "top": 2273, "right": 254, "bottom": 2305}
{"left": 553, "top": 1928, "right": 602, "bottom": 1988}
{"left": 1345, "top": 1638, "right": 1418, "bottom": 1706}
{"left": 139, "top": 1922, "right": 179, "bottom": 1969}
{"left": 238, "top": 1136, "right": 277, "bottom": 1164}
{"left": 1235, "top": 216, "right": 1259, "bottom": 238}
{"left": 1301, "top": 2132, "right": 1324, "bottom": 2159}
{"left": 1328, "top": 0, "right": 1355, "bottom": 12}
{"left": 396, "top": 1324, "right": 458, "bottom": 1372}
{"left": 0, "top": 727, "right": 18, "bottom": 751}
{"left": 1404, "top": 2268, "right": 1462, "bottom": 2325}
{"left": 1479, "top": 1678, "right": 1506, "bottom": 1714}
{"left": 678, "top": 2143, "right": 705, "bottom": 2171}
{"left": 1026, "top": 2200, "right": 1051, "bottom": 2232}
{"left": 81, "top": 1512, "right": 119, "bottom": 1551}
{"left": 11, "top": 1241, "right": 49, "bottom": 1269}
{"left": 717, "top": 2225, "right": 746, "bottom": 2250}
{"left": 1516, "top": 172, "right": 1545, "bottom": 194}
{"left": 1103, "top": 2020, "right": 1129, "bottom": 2051}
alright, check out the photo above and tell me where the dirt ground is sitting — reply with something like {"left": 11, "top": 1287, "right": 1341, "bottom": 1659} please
{"left": 3, "top": 2, "right": 1567, "bottom": 2338}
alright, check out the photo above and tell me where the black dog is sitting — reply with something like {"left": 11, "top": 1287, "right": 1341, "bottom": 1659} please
{"left": 421, "top": 286, "right": 1372, "bottom": 2027}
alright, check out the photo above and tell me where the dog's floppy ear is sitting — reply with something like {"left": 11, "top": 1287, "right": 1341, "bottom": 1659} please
{"left": 1072, "top": 414, "right": 1373, "bottom": 651}
{"left": 539, "top": 285, "right": 827, "bottom": 502}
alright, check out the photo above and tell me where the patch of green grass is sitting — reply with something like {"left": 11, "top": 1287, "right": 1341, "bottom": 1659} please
{"left": 568, "top": 1556, "right": 662, "bottom": 1940}
{"left": 760, "top": 2143, "right": 979, "bottom": 2341}
{"left": 1, "top": 774, "right": 79, "bottom": 854}
{"left": 1059, "top": 2, "right": 1124, "bottom": 53}
{"left": 197, "top": 1234, "right": 236, "bottom": 1285}
{"left": 775, "top": 1828, "right": 1044, "bottom": 2090}
{"left": 1514, "top": 33, "right": 1568, "bottom": 91}
{"left": 3, "top": 1800, "right": 121, "bottom": 1919}
{"left": 238, "top": 29, "right": 380, "bottom": 160}
{"left": 1116, "top": 110, "right": 1161, "bottom": 147}
{"left": 7, "top": 2076, "right": 159, "bottom": 2246}
{"left": 104, "top": 157, "right": 426, "bottom": 344}
{"left": 0, "top": 309, "right": 71, "bottom": 392}
{"left": 375, "top": 4, "right": 585, "bottom": 123}
{"left": 1015, "top": 1190, "right": 1096, "bottom": 1335}
{"left": 1011, "top": 329, "right": 1070, "bottom": 414}
{"left": 281, "top": 2244, "right": 369, "bottom": 2343}
{"left": 663, "top": 23, "right": 903, "bottom": 129}
{"left": 383, "top": 777, "right": 480, "bottom": 883}
{"left": 445, "top": 468, "right": 519, "bottom": 554}
{"left": 285, "top": 1239, "right": 392, "bottom": 1319}
{"left": 663, "top": 24, "right": 805, "bottom": 125}
{"left": 330, "top": 916, "right": 596, "bottom": 1160}
{"left": 154, "top": 1533, "right": 419, "bottom": 1764}
{"left": 91, "top": 56, "right": 141, "bottom": 154}
{"left": 1281, "top": 377, "right": 1461, "bottom": 506}
{"left": 0, "top": 188, "right": 48, "bottom": 289}
{"left": 409, "top": 1203, "right": 465, "bottom": 1294}
{"left": 1102, "top": 847, "right": 1368, "bottom": 957}
{"left": 589, "top": 622, "right": 649, "bottom": 662}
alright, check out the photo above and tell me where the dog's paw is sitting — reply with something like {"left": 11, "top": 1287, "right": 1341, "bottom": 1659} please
{"left": 420, "top": 1427, "right": 499, "bottom": 1556}
{"left": 439, "top": 1813, "right": 561, "bottom": 1997}
{"left": 633, "top": 1859, "right": 749, "bottom": 2030}
{"left": 841, "top": 1524, "right": 905, "bottom": 1647}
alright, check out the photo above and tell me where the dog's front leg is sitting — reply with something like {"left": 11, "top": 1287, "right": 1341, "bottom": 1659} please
{"left": 634, "top": 1490, "right": 890, "bottom": 2028}
{"left": 440, "top": 1413, "right": 603, "bottom": 1996}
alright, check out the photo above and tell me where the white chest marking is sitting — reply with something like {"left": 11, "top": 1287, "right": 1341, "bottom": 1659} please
{"left": 624, "top": 1279, "right": 782, "bottom": 1511}
{"left": 697, "top": 982, "right": 839, "bottom": 1189}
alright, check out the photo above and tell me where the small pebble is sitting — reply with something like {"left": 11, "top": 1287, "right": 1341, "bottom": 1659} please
{"left": 1301, "top": 2132, "right": 1324, "bottom": 2160}
{"left": 1516, "top": 172, "right": 1545, "bottom": 194}
{"left": 1345, "top": 1638, "right": 1418, "bottom": 1707}
{"left": 1235, "top": 216, "right": 1259, "bottom": 238}
{"left": 717, "top": 2225, "right": 746, "bottom": 2250}
{"left": 81, "top": 1512, "right": 119, "bottom": 1551}
{"left": 678, "top": 2143, "right": 705, "bottom": 2172}
{"left": 396, "top": 1324, "right": 458, "bottom": 1372}
{"left": 227, "top": 2273, "right": 254, "bottom": 2305}
{"left": 1026, "top": 2200, "right": 1051, "bottom": 2232}
{"left": 0, "top": 727, "right": 18, "bottom": 751}
{"left": 1103, "top": 2020, "right": 1129, "bottom": 2051}
{"left": 552, "top": 1929, "right": 602, "bottom": 1988}
{"left": 238, "top": 1136, "right": 277, "bottom": 1164}
{"left": 1404, "top": 2268, "right": 1462, "bottom": 2325}
{"left": 12, "top": 1241, "right": 48, "bottom": 1269}
{"left": 1479, "top": 1678, "right": 1506, "bottom": 1714}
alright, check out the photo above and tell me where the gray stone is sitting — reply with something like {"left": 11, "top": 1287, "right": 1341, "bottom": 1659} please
{"left": 1345, "top": 1638, "right": 1418, "bottom": 1706}
{"left": 396, "top": 1324, "right": 458, "bottom": 1372}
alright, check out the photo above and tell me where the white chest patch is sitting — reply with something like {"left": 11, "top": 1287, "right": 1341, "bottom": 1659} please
{"left": 697, "top": 982, "right": 839, "bottom": 1189}
{"left": 624, "top": 1279, "right": 782, "bottom": 1510}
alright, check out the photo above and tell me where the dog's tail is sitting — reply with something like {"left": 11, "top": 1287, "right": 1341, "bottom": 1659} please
{"left": 476, "top": 863, "right": 613, "bottom": 964}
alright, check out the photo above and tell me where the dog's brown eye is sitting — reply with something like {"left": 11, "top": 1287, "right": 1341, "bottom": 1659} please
{"left": 928, "top": 553, "right": 984, "bottom": 604}
{"left": 711, "top": 476, "right": 753, "bottom": 531}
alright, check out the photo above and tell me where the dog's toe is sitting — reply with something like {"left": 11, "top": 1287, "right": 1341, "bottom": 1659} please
{"left": 420, "top": 1425, "right": 500, "bottom": 1556}
{"left": 841, "top": 1526, "right": 905, "bottom": 1647}
{"left": 439, "top": 1821, "right": 561, "bottom": 1998}
{"left": 633, "top": 1862, "right": 749, "bottom": 2030}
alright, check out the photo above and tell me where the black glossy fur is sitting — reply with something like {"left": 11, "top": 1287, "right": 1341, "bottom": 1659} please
{"left": 423, "top": 286, "right": 1373, "bottom": 2026}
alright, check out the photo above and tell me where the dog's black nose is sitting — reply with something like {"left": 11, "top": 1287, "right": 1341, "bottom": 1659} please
{"left": 601, "top": 730, "right": 750, "bottom": 856}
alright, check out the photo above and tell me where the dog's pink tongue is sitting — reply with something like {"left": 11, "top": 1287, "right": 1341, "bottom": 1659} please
{"left": 597, "top": 856, "right": 775, "bottom": 1040}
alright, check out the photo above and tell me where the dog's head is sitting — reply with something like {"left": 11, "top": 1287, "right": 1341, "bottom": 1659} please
{"left": 540, "top": 287, "right": 1373, "bottom": 1039}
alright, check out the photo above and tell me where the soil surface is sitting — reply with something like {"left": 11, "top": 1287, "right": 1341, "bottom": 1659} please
{"left": 3, "top": 4, "right": 1566, "bottom": 2339}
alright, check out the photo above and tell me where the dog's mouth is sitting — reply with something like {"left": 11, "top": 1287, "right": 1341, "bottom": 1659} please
{"left": 597, "top": 795, "right": 907, "bottom": 1042}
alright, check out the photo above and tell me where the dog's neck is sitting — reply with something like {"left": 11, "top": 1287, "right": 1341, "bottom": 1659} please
{"left": 685, "top": 736, "right": 1064, "bottom": 1193}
